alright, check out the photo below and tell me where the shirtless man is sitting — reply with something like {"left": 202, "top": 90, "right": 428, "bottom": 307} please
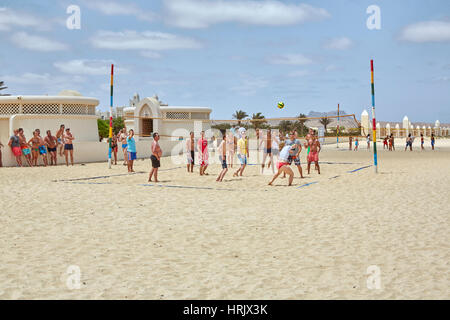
{"left": 35, "top": 129, "right": 49, "bottom": 167}
{"left": 45, "top": 130, "right": 58, "bottom": 165}
{"left": 268, "top": 143, "right": 295, "bottom": 186}
{"left": 198, "top": 131, "right": 209, "bottom": 176}
{"left": 307, "top": 138, "right": 321, "bottom": 174}
{"left": 186, "top": 131, "right": 195, "bottom": 173}
{"left": 149, "top": 132, "right": 162, "bottom": 182}
{"left": 28, "top": 130, "right": 41, "bottom": 166}
{"left": 9, "top": 130, "right": 23, "bottom": 167}
{"left": 18, "top": 128, "right": 33, "bottom": 167}
{"left": 216, "top": 134, "right": 228, "bottom": 182}
{"left": 349, "top": 136, "right": 353, "bottom": 151}
{"left": 119, "top": 128, "right": 128, "bottom": 165}
{"left": 56, "top": 124, "right": 65, "bottom": 157}
{"left": 63, "top": 128, "right": 75, "bottom": 166}
{"left": 260, "top": 129, "right": 274, "bottom": 174}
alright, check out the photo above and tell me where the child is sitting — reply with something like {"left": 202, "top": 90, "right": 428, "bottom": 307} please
{"left": 126, "top": 129, "right": 136, "bottom": 173}
{"left": 233, "top": 128, "right": 249, "bottom": 177}
{"left": 383, "top": 136, "right": 388, "bottom": 149}
{"left": 216, "top": 135, "right": 228, "bottom": 182}
{"left": 354, "top": 137, "right": 359, "bottom": 151}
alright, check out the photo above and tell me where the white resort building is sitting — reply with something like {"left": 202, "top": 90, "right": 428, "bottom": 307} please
{"left": 0, "top": 91, "right": 212, "bottom": 166}
{"left": 123, "top": 93, "right": 212, "bottom": 140}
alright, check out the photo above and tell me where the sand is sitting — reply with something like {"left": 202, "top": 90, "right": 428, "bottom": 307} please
{"left": 0, "top": 138, "right": 449, "bottom": 299}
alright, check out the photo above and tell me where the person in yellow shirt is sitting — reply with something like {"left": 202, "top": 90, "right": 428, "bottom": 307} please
{"left": 233, "top": 127, "right": 249, "bottom": 177}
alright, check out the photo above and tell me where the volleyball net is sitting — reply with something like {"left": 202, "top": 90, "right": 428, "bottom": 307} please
{"left": 123, "top": 113, "right": 363, "bottom": 139}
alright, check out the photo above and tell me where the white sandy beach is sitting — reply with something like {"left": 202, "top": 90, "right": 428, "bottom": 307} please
{"left": 0, "top": 139, "right": 449, "bottom": 299}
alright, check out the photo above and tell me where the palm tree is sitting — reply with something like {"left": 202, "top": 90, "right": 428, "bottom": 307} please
{"left": 278, "top": 120, "right": 293, "bottom": 136}
{"left": 294, "top": 113, "right": 308, "bottom": 136}
{"left": 232, "top": 110, "right": 248, "bottom": 126}
{"left": 319, "top": 117, "right": 331, "bottom": 133}
{"left": 251, "top": 112, "right": 266, "bottom": 129}
{"left": 0, "top": 81, "right": 10, "bottom": 96}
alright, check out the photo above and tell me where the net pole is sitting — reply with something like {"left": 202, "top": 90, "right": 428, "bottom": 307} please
{"left": 371, "top": 59, "right": 378, "bottom": 174}
{"left": 337, "top": 103, "right": 340, "bottom": 148}
{"left": 108, "top": 64, "right": 114, "bottom": 169}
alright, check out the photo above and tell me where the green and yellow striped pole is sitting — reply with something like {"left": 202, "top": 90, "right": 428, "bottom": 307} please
{"left": 371, "top": 60, "right": 378, "bottom": 173}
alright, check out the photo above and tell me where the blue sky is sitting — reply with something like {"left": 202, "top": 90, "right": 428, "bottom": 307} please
{"left": 1, "top": 0, "right": 449, "bottom": 122}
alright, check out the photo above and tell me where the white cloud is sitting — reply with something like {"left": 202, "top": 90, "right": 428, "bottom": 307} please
{"left": 2, "top": 72, "right": 86, "bottom": 94}
{"left": 324, "top": 64, "right": 338, "bottom": 72}
{"left": 230, "top": 74, "right": 269, "bottom": 96}
{"left": 323, "top": 37, "right": 353, "bottom": 50}
{"left": 140, "top": 51, "right": 163, "bottom": 59}
{"left": 10, "top": 32, "right": 68, "bottom": 51}
{"left": 84, "top": 0, "right": 156, "bottom": 22}
{"left": 53, "top": 60, "right": 129, "bottom": 75}
{"left": 267, "top": 54, "right": 313, "bottom": 66}
{"left": 90, "top": 30, "right": 202, "bottom": 50}
{"left": 163, "top": 0, "right": 330, "bottom": 28}
{"left": 287, "top": 70, "right": 310, "bottom": 77}
{"left": 399, "top": 20, "right": 450, "bottom": 43}
{"left": 0, "top": 7, "right": 48, "bottom": 31}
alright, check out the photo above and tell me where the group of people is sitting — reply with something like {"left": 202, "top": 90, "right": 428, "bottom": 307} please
{"left": 109, "top": 128, "right": 163, "bottom": 182}
{"left": 1, "top": 124, "right": 75, "bottom": 167}
{"left": 182, "top": 127, "right": 321, "bottom": 186}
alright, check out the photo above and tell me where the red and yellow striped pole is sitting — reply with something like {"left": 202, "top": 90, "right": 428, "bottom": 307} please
{"left": 108, "top": 64, "right": 114, "bottom": 169}
{"left": 371, "top": 60, "right": 378, "bottom": 173}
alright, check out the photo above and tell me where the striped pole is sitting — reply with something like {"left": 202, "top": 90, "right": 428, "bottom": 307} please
{"left": 337, "top": 103, "right": 340, "bottom": 148}
{"left": 371, "top": 60, "right": 378, "bottom": 173}
{"left": 108, "top": 64, "right": 114, "bottom": 169}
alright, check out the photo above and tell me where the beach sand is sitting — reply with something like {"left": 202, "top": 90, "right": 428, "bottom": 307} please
{"left": 0, "top": 139, "right": 449, "bottom": 299}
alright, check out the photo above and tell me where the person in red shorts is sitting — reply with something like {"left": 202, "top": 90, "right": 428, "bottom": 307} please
{"left": 8, "top": 129, "right": 23, "bottom": 167}
{"left": 307, "top": 138, "right": 321, "bottom": 174}
{"left": 268, "top": 143, "right": 295, "bottom": 186}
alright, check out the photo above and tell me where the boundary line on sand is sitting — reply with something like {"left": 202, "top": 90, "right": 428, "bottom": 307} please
{"left": 52, "top": 166, "right": 184, "bottom": 182}
{"left": 347, "top": 165, "right": 372, "bottom": 173}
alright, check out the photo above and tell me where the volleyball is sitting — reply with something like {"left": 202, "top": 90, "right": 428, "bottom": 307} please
{"left": 277, "top": 102, "right": 285, "bottom": 109}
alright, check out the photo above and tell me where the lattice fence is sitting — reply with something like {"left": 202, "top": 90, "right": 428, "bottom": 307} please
{"left": 63, "top": 104, "right": 88, "bottom": 115}
{"left": 23, "top": 103, "right": 59, "bottom": 114}
{"left": 165, "top": 111, "right": 190, "bottom": 120}
{"left": 0, "top": 103, "right": 20, "bottom": 115}
{"left": 191, "top": 112, "right": 209, "bottom": 120}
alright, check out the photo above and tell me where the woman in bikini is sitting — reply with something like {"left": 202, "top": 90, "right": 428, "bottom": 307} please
{"left": 111, "top": 133, "right": 118, "bottom": 165}
{"left": 28, "top": 130, "right": 41, "bottom": 166}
